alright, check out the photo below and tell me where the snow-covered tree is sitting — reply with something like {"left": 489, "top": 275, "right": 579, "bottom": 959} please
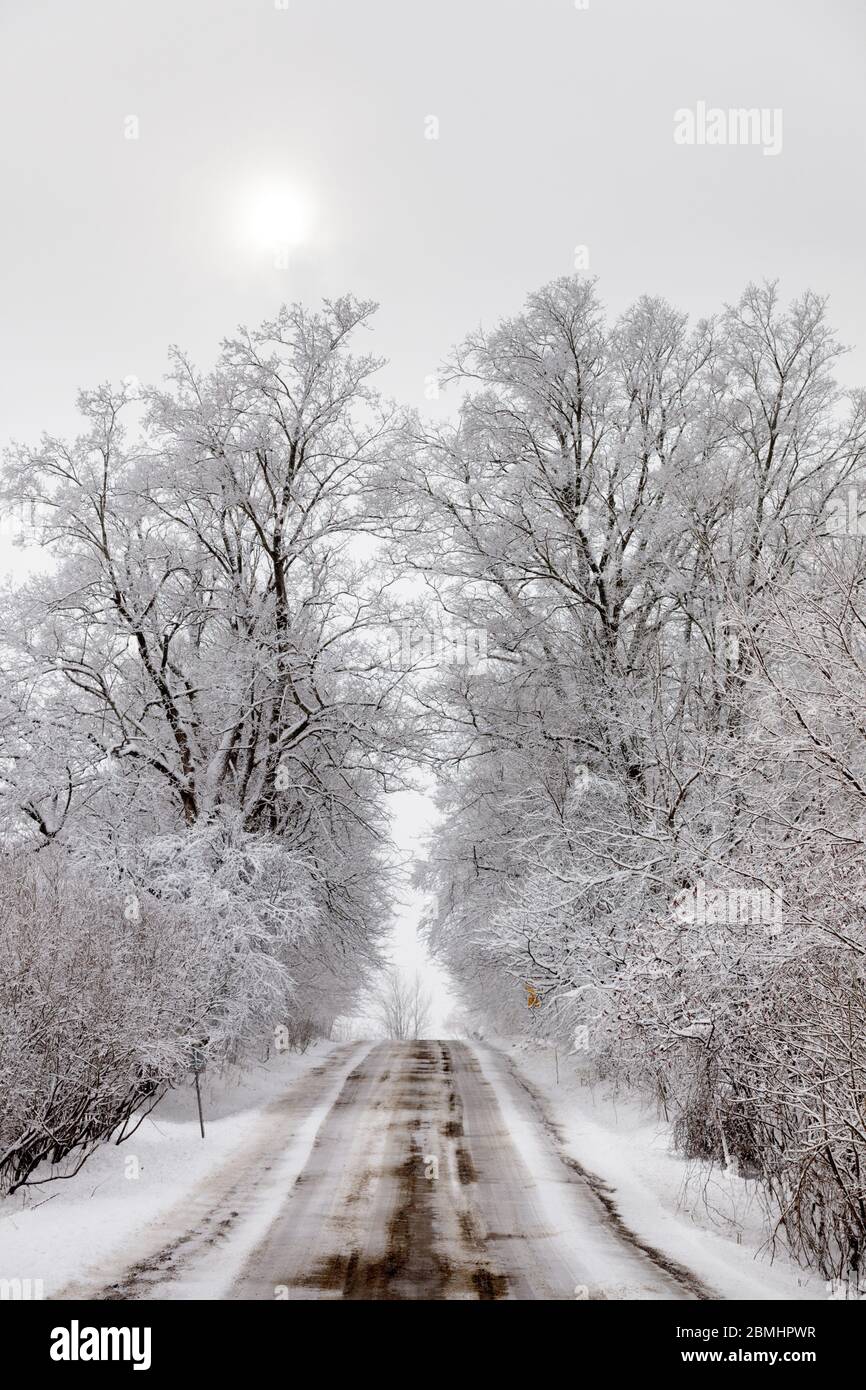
{"left": 390, "top": 276, "right": 866, "bottom": 1281}
{"left": 0, "top": 298, "right": 411, "bottom": 1190}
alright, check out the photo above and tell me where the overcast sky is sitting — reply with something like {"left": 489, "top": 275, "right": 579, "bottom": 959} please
{"left": 2, "top": 0, "right": 864, "bottom": 1028}
{"left": 1, "top": 0, "right": 865, "bottom": 447}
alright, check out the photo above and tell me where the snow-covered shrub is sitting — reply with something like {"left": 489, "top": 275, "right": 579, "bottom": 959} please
{"left": 0, "top": 813, "right": 328, "bottom": 1193}
{"left": 0, "top": 852, "right": 211, "bottom": 1192}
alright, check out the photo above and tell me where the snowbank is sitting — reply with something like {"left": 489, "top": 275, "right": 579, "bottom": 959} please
{"left": 499, "top": 1039, "right": 824, "bottom": 1301}
{"left": 0, "top": 1042, "right": 358, "bottom": 1299}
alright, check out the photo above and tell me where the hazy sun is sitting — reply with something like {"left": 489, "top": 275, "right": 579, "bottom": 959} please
{"left": 241, "top": 181, "right": 314, "bottom": 254}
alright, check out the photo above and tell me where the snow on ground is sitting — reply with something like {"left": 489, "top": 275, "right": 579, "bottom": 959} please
{"left": 0, "top": 1042, "right": 363, "bottom": 1299}
{"left": 0, "top": 1034, "right": 830, "bottom": 1302}
{"left": 499, "top": 1038, "right": 824, "bottom": 1301}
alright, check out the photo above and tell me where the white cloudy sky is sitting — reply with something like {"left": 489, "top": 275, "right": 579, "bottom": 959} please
{"left": 1, "top": 0, "right": 865, "bottom": 445}
{"left": 1, "top": 0, "right": 864, "bottom": 1026}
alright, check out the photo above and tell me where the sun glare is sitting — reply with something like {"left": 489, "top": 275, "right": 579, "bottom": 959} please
{"left": 241, "top": 181, "right": 314, "bottom": 255}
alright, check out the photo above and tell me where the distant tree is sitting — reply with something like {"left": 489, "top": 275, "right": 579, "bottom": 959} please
{"left": 371, "top": 968, "right": 433, "bottom": 1040}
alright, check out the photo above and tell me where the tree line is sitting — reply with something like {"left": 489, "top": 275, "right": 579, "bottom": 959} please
{"left": 2, "top": 277, "right": 866, "bottom": 1289}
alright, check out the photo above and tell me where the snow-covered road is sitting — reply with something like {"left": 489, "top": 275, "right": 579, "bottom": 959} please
{"left": 77, "top": 1041, "right": 713, "bottom": 1301}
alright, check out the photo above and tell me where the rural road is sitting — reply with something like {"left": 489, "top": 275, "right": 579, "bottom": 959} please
{"left": 89, "top": 1041, "right": 711, "bottom": 1302}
